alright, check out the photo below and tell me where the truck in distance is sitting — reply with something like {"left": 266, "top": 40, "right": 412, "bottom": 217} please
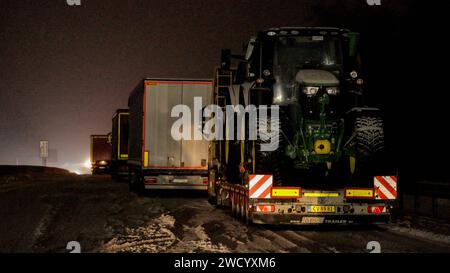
{"left": 110, "top": 109, "right": 129, "bottom": 178}
{"left": 90, "top": 134, "right": 112, "bottom": 174}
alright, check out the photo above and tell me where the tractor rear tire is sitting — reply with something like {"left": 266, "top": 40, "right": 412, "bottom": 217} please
{"left": 352, "top": 116, "right": 386, "bottom": 178}
{"left": 255, "top": 115, "right": 284, "bottom": 185}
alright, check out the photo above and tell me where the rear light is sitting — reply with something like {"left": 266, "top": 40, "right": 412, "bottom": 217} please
{"left": 368, "top": 206, "right": 386, "bottom": 214}
{"left": 144, "top": 177, "right": 157, "bottom": 185}
{"left": 256, "top": 205, "right": 275, "bottom": 213}
{"left": 203, "top": 179, "right": 209, "bottom": 185}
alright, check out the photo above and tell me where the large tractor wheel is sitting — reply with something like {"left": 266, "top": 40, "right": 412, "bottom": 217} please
{"left": 351, "top": 116, "right": 386, "bottom": 178}
{"left": 255, "top": 115, "right": 284, "bottom": 185}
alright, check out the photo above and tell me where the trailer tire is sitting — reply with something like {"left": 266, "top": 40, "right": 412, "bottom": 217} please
{"left": 240, "top": 199, "right": 246, "bottom": 221}
{"left": 231, "top": 195, "right": 235, "bottom": 216}
{"left": 217, "top": 190, "right": 223, "bottom": 207}
{"left": 135, "top": 174, "right": 146, "bottom": 196}
{"left": 208, "top": 195, "right": 217, "bottom": 205}
{"left": 245, "top": 206, "right": 251, "bottom": 225}
{"left": 128, "top": 171, "right": 137, "bottom": 192}
{"left": 236, "top": 196, "right": 242, "bottom": 219}
{"left": 231, "top": 194, "right": 237, "bottom": 217}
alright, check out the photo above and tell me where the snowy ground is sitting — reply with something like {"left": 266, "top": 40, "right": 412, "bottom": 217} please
{"left": 1, "top": 170, "right": 450, "bottom": 253}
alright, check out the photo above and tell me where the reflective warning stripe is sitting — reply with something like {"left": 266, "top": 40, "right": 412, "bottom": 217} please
{"left": 249, "top": 175, "right": 273, "bottom": 199}
{"left": 374, "top": 176, "right": 397, "bottom": 200}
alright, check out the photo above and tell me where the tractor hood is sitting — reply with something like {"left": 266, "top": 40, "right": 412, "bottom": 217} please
{"left": 295, "top": 69, "right": 339, "bottom": 87}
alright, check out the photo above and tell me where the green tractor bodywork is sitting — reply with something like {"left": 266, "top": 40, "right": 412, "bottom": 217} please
{"left": 216, "top": 27, "right": 385, "bottom": 186}
{"left": 286, "top": 93, "right": 346, "bottom": 168}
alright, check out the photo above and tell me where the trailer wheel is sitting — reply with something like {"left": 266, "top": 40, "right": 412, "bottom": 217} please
{"left": 240, "top": 199, "right": 246, "bottom": 221}
{"left": 236, "top": 196, "right": 242, "bottom": 219}
{"left": 216, "top": 189, "right": 223, "bottom": 206}
{"left": 231, "top": 195, "right": 235, "bottom": 216}
{"left": 231, "top": 194, "right": 237, "bottom": 217}
{"left": 244, "top": 200, "right": 249, "bottom": 224}
{"left": 135, "top": 174, "right": 146, "bottom": 196}
{"left": 207, "top": 193, "right": 217, "bottom": 205}
{"left": 128, "top": 171, "right": 137, "bottom": 192}
{"left": 207, "top": 170, "right": 217, "bottom": 205}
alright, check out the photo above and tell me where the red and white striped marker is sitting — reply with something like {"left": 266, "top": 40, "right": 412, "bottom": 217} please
{"left": 249, "top": 175, "right": 273, "bottom": 199}
{"left": 374, "top": 176, "right": 397, "bottom": 200}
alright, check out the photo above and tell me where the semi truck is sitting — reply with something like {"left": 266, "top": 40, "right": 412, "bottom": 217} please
{"left": 127, "top": 79, "right": 212, "bottom": 194}
{"left": 90, "top": 134, "right": 112, "bottom": 174}
{"left": 110, "top": 109, "right": 129, "bottom": 178}
{"left": 207, "top": 27, "right": 397, "bottom": 225}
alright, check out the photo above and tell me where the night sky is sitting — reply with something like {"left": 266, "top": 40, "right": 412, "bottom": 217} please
{"left": 0, "top": 1, "right": 444, "bottom": 180}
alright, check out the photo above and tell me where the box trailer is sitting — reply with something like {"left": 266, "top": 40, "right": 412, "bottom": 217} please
{"left": 90, "top": 135, "right": 112, "bottom": 174}
{"left": 110, "top": 109, "right": 129, "bottom": 178}
{"left": 128, "top": 79, "right": 212, "bottom": 193}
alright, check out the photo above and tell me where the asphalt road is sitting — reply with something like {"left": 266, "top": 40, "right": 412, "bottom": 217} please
{"left": 1, "top": 171, "right": 450, "bottom": 253}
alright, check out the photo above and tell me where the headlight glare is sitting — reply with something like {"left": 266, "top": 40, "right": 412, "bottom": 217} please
{"left": 326, "top": 87, "right": 340, "bottom": 95}
{"left": 303, "top": 86, "right": 319, "bottom": 96}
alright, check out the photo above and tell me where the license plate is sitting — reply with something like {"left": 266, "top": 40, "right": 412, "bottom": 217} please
{"left": 308, "top": 206, "right": 336, "bottom": 213}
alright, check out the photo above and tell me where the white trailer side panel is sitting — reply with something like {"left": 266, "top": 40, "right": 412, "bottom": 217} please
{"left": 143, "top": 80, "right": 212, "bottom": 169}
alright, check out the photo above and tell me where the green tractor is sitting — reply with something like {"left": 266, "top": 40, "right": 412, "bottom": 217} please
{"left": 217, "top": 27, "right": 386, "bottom": 188}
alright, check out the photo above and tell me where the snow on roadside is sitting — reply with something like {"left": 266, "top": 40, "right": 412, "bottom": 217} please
{"left": 99, "top": 214, "right": 177, "bottom": 253}
{"left": 389, "top": 225, "right": 450, "bottom": 245}
{"left": 169, "top": 225, "right": 230, "bottom": 253}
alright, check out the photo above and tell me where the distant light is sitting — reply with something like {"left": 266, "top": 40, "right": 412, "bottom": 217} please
{"left": 83, "top": 159, "right": 91, "bottom": 169}
{"left": 267, "top": 31, "right": 277, "bottom": 36}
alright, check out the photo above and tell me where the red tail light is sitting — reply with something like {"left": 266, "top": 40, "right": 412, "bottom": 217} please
{"left": 203, "top": 179, "right": 209, "bottom": 185}
{"left": 368, "top": 206, "right": 386, "bottom": 214}
{"left": 256, "top": 205, "right": 275, "bottom": 213}
{"left": 144, "top": 177, "right": 157, "bottom": 185}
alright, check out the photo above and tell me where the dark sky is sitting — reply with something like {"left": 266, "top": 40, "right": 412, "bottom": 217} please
{"left": 0, "top": 1, "right": 436, "bottom": 176}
